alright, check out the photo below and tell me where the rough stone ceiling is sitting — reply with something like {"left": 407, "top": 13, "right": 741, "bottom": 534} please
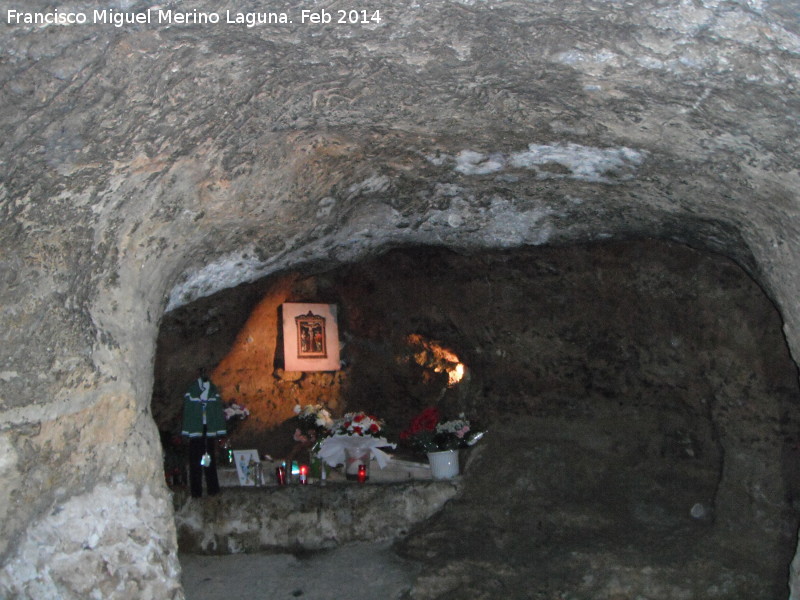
{"left": 2, "top": 0, "right": 800, "bottom": 407}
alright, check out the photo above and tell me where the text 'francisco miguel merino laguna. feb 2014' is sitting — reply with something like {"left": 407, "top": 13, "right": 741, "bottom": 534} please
{"left": 5, "top": 8, "right": 383, "bottom": 27}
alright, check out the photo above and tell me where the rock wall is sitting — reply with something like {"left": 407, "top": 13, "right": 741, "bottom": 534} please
{"left": 174, "top": 481, "right": 461, "bottom": 555}
{"left": 2, "top": 0, "right": 800, "bottom": 597}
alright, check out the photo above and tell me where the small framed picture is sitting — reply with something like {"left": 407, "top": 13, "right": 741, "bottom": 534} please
{"left": 282, "top": 303, "right": 341, "bottom": 371}
{"left": 232, "top": 449, "right": 261, "bottom": 486}
{"left": 296, "top": 311, "right": 328, "bottom": 359}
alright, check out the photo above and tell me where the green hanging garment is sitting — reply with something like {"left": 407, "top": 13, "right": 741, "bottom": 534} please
{"left": 181, "top": 377, "right": 227, "bottom": 438}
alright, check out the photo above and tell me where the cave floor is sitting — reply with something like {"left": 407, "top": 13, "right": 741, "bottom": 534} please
{"left": 180, "top": 525, "right": 787, "bottom": 600}
{"left": 180, "top": 540, "right": 421, "bottom": 600}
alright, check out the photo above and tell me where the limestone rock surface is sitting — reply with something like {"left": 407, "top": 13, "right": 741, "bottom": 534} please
{"left": 2, "top": 0, "right": 800, "bottom": 597}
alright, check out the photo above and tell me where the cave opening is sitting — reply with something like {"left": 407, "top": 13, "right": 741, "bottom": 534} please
{"left": 153, "top": 238, "right": 800, "bottom": 598}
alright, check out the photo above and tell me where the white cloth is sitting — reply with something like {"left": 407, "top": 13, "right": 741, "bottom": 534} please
{"left": 199, "top": 379, "right": 210, "bottom": 401}
{"left": 198, "top": 380, "right": 210, "bottom": 423}
{"left": 317, "top": 434, "right": 396, "bottom": 469}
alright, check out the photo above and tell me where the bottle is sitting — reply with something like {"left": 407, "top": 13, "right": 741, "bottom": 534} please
{"left": 283, "top": 460, "right": 292, "bottom": 484}
{"left": 275, "top": 466, "right": 286, "bottom": 485}
{"left": 256, "top": 463, "right": 264, "bottom": 486}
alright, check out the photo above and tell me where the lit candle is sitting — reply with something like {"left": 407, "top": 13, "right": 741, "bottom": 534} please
{"left": 358, "top": 464, "right": 367, "bottom": 483}
{"left": 299, "top": 464, "right": 308, "bottom": 485}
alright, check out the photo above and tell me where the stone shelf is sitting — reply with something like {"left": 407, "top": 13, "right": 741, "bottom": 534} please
{"left": 216, "top": 455, "right": 434, "bottom": 487}
{"left": 174, "top": 478, "right": 461, "bottom": 555}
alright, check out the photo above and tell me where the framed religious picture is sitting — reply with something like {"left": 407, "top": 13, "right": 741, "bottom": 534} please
{"left": 296, "top": 311, "right": 327, "bottom": 359}
{"left": 282, "top": 303, "right": 341, "bottom": 371}
{"left": 232, "top": 449, "right": 262, "bottom": 486}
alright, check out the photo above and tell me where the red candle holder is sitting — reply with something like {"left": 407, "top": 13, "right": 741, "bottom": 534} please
{"left": 357, "top": 464, "right": 367, "bottom": 483}
{"left": 275, "top": 466, "right": 286, "bottom": 485}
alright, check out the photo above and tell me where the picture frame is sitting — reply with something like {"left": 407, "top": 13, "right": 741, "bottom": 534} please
{"left": 295, "top": 311, "right": 328, "bottom": 359}
{"left": 282, "top": 303, "right": 341, "bottom": 371}
{"left": 232, "top": 449, "right": 262, "bottom": 486}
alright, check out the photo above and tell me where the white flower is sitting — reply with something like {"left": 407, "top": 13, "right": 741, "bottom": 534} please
{"left": 224, "top": 403, "right": 250, "bottom": 421}
{"left": 315, "top": 409, "right": 333, "bottom": 429}
{"left": 295, "top": 404, "right": 335, "bottom": 432}
{"left": 436, "top": 418, "right": 470, "bottom": 435}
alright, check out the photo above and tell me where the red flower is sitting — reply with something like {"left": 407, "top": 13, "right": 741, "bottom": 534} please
{"left": 369, "top": 423, "right": 379, "bottom": 434}
{"left": 413, "top": 407, "right": 440, "bottom": 431}
{"left": 401, "top": 407, "right": 441, "bottom": 439}
{"left": 352, "top": 426, "right": 363, "bottom": 435}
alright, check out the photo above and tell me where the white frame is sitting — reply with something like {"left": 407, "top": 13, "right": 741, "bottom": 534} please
{"left": 232, "top": 449, "right": 261, "bottom": 486}
{"left": 282, "top": 303, "right": 341, "bottom": 371}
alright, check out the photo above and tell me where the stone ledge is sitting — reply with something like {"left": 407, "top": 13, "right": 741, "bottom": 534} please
{"left": 215, "top": 455, "right": 434, "bottom": 487}
{"left": 174, "top": 479, "right": 461, "bottom": 555}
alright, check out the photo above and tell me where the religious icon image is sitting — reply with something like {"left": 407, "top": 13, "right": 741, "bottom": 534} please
{"left": 233, "top": 449, "right": 261, "bottom": 486}
{"left": 296, "top": 311, "right": 327, "bottom": 358}
{"left": 282, "top": 303, "right": 341, "bottom": 372}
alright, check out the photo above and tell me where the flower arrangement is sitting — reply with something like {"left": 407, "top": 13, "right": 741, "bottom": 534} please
{"left": 334, "top": 411, "right": 384, "bottom": 438}
{"left": 317, "top": 410, "right": 395, "bottom": 476}
{"left": 400, "top": 407, "right": 485, "bottom": 453}
{"left": 293, "top": 403, "right": 334, "bottom": 442}
{"left": 218, "top": 401, "right": 250, "bottom": 465}
{"left": 223, "top": 402, "right": 250, "bottom": 422}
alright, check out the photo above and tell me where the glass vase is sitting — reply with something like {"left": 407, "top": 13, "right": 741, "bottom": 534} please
{"left": 344, "top": 446, "right": 371, "bottom": 481}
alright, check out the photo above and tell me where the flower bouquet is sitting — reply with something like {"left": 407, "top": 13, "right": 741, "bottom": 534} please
{"left": 400, "top": 407, "right": 484, "bottom": 452}
{"left": 318, "top": 411, "right": 396, "bottom": 480}
{"left": 288, "top": 404, "right": 334, "bottom": 476}
{"left": 292, "top": 403, "right": 334, "bottom": 444}
{"left": 400, "top": 407, "right": 485, "bottom": 479}
{"left": 223, "top": 401, "right": 250, "bottom": 423}
{"left": 219, "top": 401, "right": 250, "bottom": 465}
{"left": 335, "top": 411, "right": 384, "bottom": 438}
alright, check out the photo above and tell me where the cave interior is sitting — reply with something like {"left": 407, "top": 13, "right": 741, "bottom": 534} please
{"left": 153, "top": 238, "right": 800, "bottom": 598}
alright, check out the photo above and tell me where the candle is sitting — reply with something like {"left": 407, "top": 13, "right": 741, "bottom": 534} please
{"left": 358, "top": 464, "right": 367, "bottom": 483}
{"left": 299, "top": 464, "right": 308, "bottom": 485}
